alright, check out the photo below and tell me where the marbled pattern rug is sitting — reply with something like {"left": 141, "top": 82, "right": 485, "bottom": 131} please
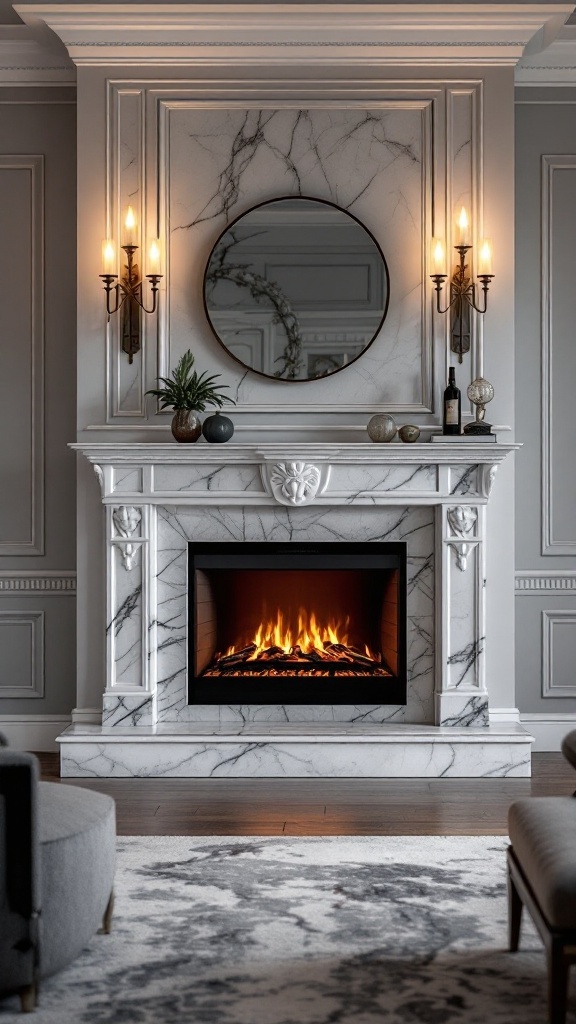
{"left": 0, "top": 835, "right": 569, "bottom": 1023}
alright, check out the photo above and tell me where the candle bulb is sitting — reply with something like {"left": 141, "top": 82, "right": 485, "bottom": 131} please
{"left": 124, "top": 206, "right": 137, "bottom": 246}
{"left": 101, "top": 239, "right": 116, "bottom": 276}
{"left": 148, "top": 239, "right": 161, "bottom": 276}
{"left": 456, "top": 206, "right": 470, "bottom": 246}
{"left": 478, "top": 238, "right": 493, "bottom": 276}
{"left": 430, "top": 237, "right": 446, "bottom": 276}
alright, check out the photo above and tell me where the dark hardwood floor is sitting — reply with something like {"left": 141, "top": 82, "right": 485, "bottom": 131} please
{"left": 35, "top": 752, "right": 575, "bottom": 836}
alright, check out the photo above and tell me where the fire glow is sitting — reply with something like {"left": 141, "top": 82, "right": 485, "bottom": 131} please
{"left": 203, "top": 607, "right": 390, "bottom": 678}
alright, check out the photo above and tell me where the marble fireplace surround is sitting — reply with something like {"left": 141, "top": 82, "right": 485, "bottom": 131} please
{"left": 57, "top": 441, "right": 533, "bottom": 778}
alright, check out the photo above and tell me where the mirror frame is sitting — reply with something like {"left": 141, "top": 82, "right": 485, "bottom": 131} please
{"left": 202, "top": 195, "right": 391, "bottom": 384}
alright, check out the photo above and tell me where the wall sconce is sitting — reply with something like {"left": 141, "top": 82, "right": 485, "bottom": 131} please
{"left": 430, "top": 208, "right": 494, "bottom": 363}
{"left": 100, "top": 207, "right": 163, "bottom": 364}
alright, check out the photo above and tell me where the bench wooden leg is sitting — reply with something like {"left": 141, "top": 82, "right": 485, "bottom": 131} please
{"left": 508, "top": 861, "right": 523, "bottom": 952}
{"left": 98, "top": 888, "right": 114, "bottom": 935}
{"left": 547, "top": 938, "right": 569, "bottom": 1024}
{"left": 19, "top": 983, "right": 36, "bottom": 1013}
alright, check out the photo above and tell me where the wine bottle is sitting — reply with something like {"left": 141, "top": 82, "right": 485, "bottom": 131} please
{"left": 443, "top": 367, "right": 461, "bottom": 435}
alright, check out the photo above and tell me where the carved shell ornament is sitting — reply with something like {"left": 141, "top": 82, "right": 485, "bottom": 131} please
{"left": 270, "top": 462, "right": 322, "bottom": 506}
{"left": 113, "top": 506, "right": 142, "bottom": 539}
{"left": 112, "top": 506, "right": 142, "bottom": 571}
{"left": 447, "top": 505, "right": 477, "bottom": 539}
{"left": 447, "top": 505, "right": 478, "bottom": 572}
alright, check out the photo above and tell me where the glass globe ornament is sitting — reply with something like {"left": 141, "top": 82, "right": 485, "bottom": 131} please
{"left": 463, "top": 377, "right": 495, "bottom": 435}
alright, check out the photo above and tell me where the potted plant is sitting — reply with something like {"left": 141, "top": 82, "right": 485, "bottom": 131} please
{"left": 146, "top": 349, "right": 234, "bottom": 443}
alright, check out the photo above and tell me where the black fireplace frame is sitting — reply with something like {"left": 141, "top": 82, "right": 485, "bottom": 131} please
{"left": 187, "top": 541, "right": 407, "bottom": 705}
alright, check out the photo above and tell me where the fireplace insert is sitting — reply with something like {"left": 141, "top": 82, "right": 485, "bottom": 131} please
{"left": 188, "top": 542, "right": 407, "bottom": 705}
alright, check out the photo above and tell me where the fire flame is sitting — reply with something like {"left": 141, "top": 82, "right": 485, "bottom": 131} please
{"left": 224, "top": 608, "right": 376, "bottom": 661}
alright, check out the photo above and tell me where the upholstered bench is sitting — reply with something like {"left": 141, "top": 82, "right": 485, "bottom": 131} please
{"left": 0, "top": 748, "right": 116, "bottom": 1012}
{"left": 508, "top": 797, "right": 576, "bottom": 1024}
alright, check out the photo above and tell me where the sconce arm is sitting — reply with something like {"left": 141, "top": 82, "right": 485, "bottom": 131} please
{"left": 467, "top": 275, "right": 494, "bottom": 314}
{"left": 100, "top": 276, "right": 126, "bottom": 316}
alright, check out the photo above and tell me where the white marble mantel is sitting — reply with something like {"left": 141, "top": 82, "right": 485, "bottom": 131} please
{"left": 59, "top": 440, "right": 533, "bottom": 777}
{"left": 73, "top": 441, "right": 519, "bottom": 506}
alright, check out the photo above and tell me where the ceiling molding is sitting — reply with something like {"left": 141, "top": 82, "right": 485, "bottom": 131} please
{"left": 0, "top": 24, "right": 75, "bottom": 83}
{"left": 516, "top": 25, "right": 576, "bottom": 83}
{"left": 13, "top": 4, "right": 574, "bottom": 68}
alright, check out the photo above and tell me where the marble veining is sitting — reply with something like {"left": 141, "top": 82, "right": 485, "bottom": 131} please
{"left": 439, "top": 694, "right": 489, "bottom": 729}
{"left": 168, "top": 105, "right": 426, "bottom": 410}
{"left": 150, "top": 503, "right": 435, "bottom": 726}
{"left": 60, "top": 730, "right": 528, "bottom": 777}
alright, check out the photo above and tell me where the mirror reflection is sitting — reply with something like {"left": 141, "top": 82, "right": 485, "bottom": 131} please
{"left": 203, "top": 197, "right": 389, "bottom": 382}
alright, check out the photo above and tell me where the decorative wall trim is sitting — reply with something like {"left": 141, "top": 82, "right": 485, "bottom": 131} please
{"left": 489, "top": 707, "right": 521, "bottom": 723}
{"left": 542, "top": 609, "right": 576, "bottom": 697}
{"left": 520, "top": 713, "right": 576, "bottom": 752}
{"left": 541, "top": 154, "right": 576, "bottom": 555}
{"left": 152, "top": 87, "right": 436, "bottom": 419}
{"left": 0, "top": 714, "right": 71, "bottom": 752}
{"left": 516, "top": 571, "right": 576, "bottom": 593}
{"left": 0, "top": 571, "right": 76, "bottom": 594}
{"left": 106, "top": 84, "right": 147, "bottom": 420}
{"left": 0, "top": 155, "right": 44, "bottom": 555}
{"left": 71, "top": 707, "right": 102, "bottom": 725}
{"left": 18, "top": 5, "right": 570, "bottom": 67}
{"left": 0, "top": 26, "right": 75, "bottom": 84}
{"left": 516, "top": 27, "right": 576, "bottom": 85}
{"left": 0, "top": 611, "right": 44, "bottom": 698}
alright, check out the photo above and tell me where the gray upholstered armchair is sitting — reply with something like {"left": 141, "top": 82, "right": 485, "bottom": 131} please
{"left": 0, "top": 744, "right": 116, "bottom": 1012}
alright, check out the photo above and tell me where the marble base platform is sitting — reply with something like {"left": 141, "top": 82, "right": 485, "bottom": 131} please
{"left": 58, "top": 722, "right": 534, "bottom": 778}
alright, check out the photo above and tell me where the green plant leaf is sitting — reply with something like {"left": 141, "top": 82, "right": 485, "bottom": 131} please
{"left": 145, "top": 349, "right": 236, "bottom": 412}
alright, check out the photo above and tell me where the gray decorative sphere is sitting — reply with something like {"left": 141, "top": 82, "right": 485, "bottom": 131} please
{"left": 398, "top": 424, "right": 421, "bottom": 443}
{"left": 367, "top": 413, "right": 397, "bottom": 443}
{"left": 202, "top": 412, "right": 234, "bottom": 443}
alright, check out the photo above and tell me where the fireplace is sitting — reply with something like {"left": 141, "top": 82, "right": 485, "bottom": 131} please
{"left": 188, "top": 542, "right": 407, "bottom": 704}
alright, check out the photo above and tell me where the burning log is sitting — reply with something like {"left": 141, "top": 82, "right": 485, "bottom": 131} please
{"left": 217, "top": 643, "right": 257, "bottom": 668}
{"left": 324, "top": 642, "right": 378, "bottom": 669}
{"left": 259, "top": 645, "right": 284, "bottom": 660}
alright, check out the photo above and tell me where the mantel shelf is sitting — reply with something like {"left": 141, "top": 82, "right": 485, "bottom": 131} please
{"left": 70, "top": 441, "right": 520, "bottom": 467}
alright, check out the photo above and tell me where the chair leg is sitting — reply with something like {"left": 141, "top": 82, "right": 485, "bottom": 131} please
{"left": 99, "top": 888, "right": 114, "bottom": 935}
{"left": 508, "top": 864, "right": 523, "bottom": 952}
{"left": 19, "top": 983, "right": 36, "bottom": 1013}
{"left": 547, "top": 940, "right": 569, "bottom": 1024}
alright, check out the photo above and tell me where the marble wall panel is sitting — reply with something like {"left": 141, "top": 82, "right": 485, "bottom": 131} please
{"left": 330, "top": 463, "right": 437, "bottom": 497}
{"left": 109, "top": 547, "right": 143, "bottom": 688}
{"left": 152, "top": 503, "right": 435, "bottom": 725}
{"left": 166, "top": 105, "right": 428, "bottom": 412}
{"left": 153, "top": 464, "right": 263, "bottom": 494}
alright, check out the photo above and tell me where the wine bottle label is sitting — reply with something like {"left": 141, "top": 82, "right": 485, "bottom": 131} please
{"left": 445, "top": 399, "right": 459, "bottom": 425}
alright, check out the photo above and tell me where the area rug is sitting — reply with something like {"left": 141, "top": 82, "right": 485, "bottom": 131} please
{"left": 0, "top": 835, "right": 570, "bottom": 1023}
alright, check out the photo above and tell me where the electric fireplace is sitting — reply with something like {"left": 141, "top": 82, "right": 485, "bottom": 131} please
{"left": 188, "top": 542, "right": 407, "bottom": 704}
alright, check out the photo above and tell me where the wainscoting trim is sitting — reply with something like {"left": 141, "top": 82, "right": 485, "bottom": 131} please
{"left": 0, "top": 714, "right": 71, "bottom": 752}
{"left": 516, "top": 571, "right": 576, "bottom": 593}
{"left": 0, "top": 154, "right": 45, "bottom": 556}
{"left": 0, "top": 610, "right": 44, "bottom": 698}
{"left": 520, "top": 713, "right": 576, "bottom": 752}
{"left": 0, "top": 571, "right": 76, "bottom": 594}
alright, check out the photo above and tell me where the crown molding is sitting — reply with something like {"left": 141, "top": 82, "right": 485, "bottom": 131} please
{"left": 14, "top": 4, "right": 573, "bottom": 68}
{"left": 516, "top": 24, "right": 576, "bottom": 83}
{"left": 0, "top": 24, "right": 75, "bottom": 83}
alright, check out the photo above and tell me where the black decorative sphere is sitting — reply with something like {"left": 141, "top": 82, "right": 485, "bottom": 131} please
{"left": 202, "top": 412, "right": 234, "bottom": 443}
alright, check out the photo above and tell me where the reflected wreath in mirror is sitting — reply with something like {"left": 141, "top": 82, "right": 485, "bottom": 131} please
{"left": 203, "top": 197, "right": 390, "bottom": 383}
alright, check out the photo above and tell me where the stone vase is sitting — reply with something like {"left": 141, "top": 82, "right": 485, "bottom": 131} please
{"left": 171, "top": 409, "right": 202, "bottom": 443}
{"left": 202, "top": 412, "right": 235, "bottom": 443}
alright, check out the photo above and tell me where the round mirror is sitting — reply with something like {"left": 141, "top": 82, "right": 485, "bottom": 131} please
{"left": 203, "top": 197, "right": 390, "bottom": 382}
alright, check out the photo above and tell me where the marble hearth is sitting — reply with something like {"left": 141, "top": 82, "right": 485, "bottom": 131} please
{"left": 58, "top": 442, "right": 533, "bottom": 777}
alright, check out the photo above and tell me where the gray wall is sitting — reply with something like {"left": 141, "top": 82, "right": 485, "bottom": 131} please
{"left": 0, "top": 87, "right": 77, "bottom": 723}
{"left": 515, "top": 86, "right": 576, "bottom": 715}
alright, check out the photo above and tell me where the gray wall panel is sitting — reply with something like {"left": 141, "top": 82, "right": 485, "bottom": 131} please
{"left": 0, "top": 91, "right": 77, "bottom": 719}
{"left": 515, "top": 90, "right": 576, "bottom": 715}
